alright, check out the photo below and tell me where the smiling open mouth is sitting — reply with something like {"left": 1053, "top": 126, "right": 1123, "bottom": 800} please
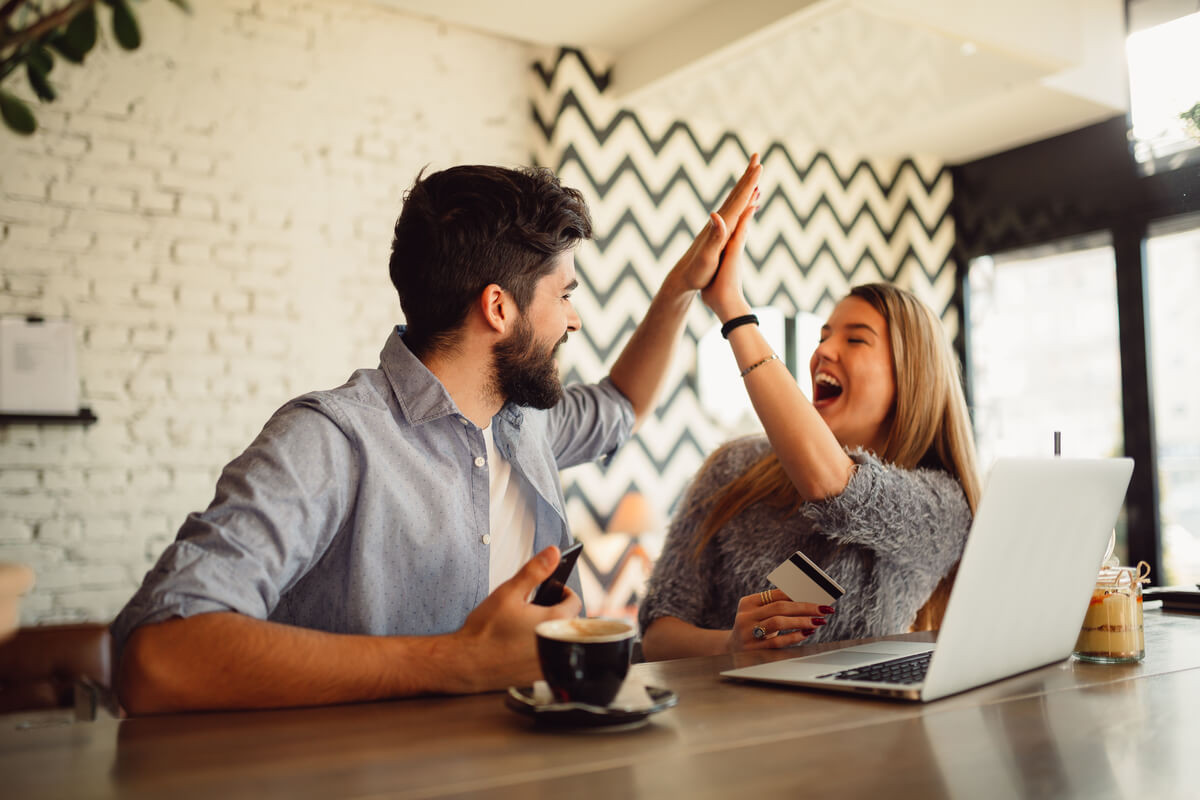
{"left": 814, "top": 373, "right": 843, "bottom": 402}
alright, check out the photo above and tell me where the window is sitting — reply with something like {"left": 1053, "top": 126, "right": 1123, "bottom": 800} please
{"left": 968, "top": 238, "right": 1126, "bottom": 559}
{"left": 968, "top": 239, "right": 1125, "bottom": 463}
{"left": 1147, "top": 216, "right": 1200, "bottom": 584}
{"left": 696, "top": 306, "right": 789, "bottom": 431}
{"left": 1126, "top": 2, "right": 1200, "bottom": 171}
{"left": 950, "top": 2, "right": 1200, "bottom": 583}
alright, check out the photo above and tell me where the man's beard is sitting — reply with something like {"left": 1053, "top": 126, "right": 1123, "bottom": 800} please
{"left": 491, "top": 318, "right": 567, "bottom": 409}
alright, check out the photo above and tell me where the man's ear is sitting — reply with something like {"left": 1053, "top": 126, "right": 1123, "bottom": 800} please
{"left": 479, "top": 283, "right": 513, "bottom": 335}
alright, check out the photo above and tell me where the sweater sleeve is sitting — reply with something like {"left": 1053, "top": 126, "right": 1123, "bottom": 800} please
{"left": 796, "top": 450, "right": 972, "bottom": 579}
{"left": 638, "top": 438, "right": 769, "bottom": 634}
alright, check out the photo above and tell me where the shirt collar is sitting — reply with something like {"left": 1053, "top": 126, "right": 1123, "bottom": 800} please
{"left": 381, "top": 326, "right": 525, "bottom": 428}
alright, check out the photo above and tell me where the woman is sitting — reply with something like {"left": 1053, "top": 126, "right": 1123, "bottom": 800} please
{"left": 638, "top": 197, "right": 981, "bottom": 660}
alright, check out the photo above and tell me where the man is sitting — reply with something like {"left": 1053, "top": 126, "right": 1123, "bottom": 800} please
{"left": 113, "top": 157, "right": 762, "bottom": 714}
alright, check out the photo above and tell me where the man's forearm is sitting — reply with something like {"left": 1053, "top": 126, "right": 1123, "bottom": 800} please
{"left": 607, "top": 272, "right": 696, "bottom": 429}
{"left": 117, "top": 612, "right": 470, "bottom": 714}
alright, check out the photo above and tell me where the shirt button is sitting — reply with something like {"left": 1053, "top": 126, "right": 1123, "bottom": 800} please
{"left": 459, "top": 417, "right": 469, "bottom": 425}
{"left": 482, "top": 534, "right": 491, "bottom": 545}
{"left": 474, "top": 456, "right": 486, "bottom": 467}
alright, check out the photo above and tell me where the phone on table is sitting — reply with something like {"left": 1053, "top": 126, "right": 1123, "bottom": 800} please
{"left": 531, "top": 542, "right": 584, "bottom": 606}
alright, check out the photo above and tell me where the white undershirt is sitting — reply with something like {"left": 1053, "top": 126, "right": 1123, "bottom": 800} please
{"left": 483, "top": 424, "right": 537, "bottom": 593}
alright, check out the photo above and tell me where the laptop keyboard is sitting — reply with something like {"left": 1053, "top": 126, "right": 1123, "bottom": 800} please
{"left": 817, "top": 650, "right": 933, "bottom": 685}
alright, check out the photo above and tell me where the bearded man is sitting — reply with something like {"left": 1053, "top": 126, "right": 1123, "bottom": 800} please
{"left": 113, "top": 159, "right": 761, "bottom": 714}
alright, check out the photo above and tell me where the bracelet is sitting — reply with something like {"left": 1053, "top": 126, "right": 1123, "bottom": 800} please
{"left": 720, "top": 314, "right": 759, "bottom": 339}
{"left": 739, "top": 353, "right": 779, "bottom": 378}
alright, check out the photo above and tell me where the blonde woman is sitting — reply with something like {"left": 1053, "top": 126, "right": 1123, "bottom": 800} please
{"left": 639, "top": 199, "right": 980, "bottom": 660}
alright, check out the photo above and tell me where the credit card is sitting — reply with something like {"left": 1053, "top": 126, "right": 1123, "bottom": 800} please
{"left": 766, "top": 550, "right": 845, "bottom": 605}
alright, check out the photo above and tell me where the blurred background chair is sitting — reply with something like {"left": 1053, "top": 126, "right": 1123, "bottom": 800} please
{"left": 0, "top": 621, "right": 116, "bottom": 720}
{"left": 0, "top": 562, "right": 35, "bottom": 643}
{"left": 579, "top": 491, "right": 666, "bottom": 623}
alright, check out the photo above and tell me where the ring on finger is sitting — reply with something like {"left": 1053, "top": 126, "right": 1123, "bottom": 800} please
{"left": 759, "top": 589, "right": 773, "bottom": 606}
{"left": 752, "top": 624, "right": 767, "bottom": 640}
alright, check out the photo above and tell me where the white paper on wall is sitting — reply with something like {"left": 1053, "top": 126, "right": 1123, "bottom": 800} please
{"left": 0, "top": 316, "right": 80, "bottom": 415}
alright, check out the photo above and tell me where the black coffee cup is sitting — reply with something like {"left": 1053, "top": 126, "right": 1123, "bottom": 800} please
{"left": 535, "top": 617, "right": 635, "bottom": 707}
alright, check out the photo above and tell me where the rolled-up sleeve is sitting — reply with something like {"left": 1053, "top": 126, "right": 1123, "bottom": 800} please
{"left": 546, "top": 377, "right": 635, "bottom": 468}
{"left": 110, "top": 401, "right": 358, "bottom": 654}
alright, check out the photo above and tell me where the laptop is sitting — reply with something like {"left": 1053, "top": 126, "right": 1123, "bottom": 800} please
{"left": 721, "top": 457, "right": 1134, "bottom": 702}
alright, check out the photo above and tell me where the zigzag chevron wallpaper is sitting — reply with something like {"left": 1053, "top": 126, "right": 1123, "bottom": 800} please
{"left": 530, "top": 49, "right": 958, "bottom": 613}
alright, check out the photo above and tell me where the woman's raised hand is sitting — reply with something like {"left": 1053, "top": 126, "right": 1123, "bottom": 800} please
{"left": 725, "top": 588, "right": 832, "bottom": 652}
{"left": 670, "top": 154, "right": 762, "bottom": 296}
{"left": 700, "top": 183, "right": 758, "bottom": 324}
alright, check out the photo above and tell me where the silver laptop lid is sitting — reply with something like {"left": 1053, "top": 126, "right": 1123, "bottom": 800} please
{"left": 920, "top": 457, "right": 1134, "bottom": 701}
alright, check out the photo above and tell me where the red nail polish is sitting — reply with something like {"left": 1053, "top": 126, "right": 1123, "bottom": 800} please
{"left": 819, "top": 606, "right": 835, "bottom": 614}
{"left": 813, "top": 617, "right": 827, "bottom": 626}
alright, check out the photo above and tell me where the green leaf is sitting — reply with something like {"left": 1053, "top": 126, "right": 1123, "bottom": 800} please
{"left": 0, "top": 89, "right": 37, "bottom": 135}
{"left": 28, "top": 45, "right": 55, "bottom": 76}
{"left": 26, "top": 61, "right": 57, "bottom": 103}
{"left": 64, "top": 5, "right": 99, "bottom": 57}
{"left": 112, "top": 0, "right": 142, "bottom": 50}
{"left": 166, "top": 0, "right": 193, "bottom": 12}
{"left": 48, "top": 32, "right": 87, "bottom": 64}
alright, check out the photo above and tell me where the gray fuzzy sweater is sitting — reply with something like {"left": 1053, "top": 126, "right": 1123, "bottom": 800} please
{"left": 638, "top": 436, "right": 973, "bottom": 646}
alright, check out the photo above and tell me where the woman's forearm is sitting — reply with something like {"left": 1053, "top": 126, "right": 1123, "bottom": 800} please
{"left": 723, "top": 322, "right": 854, "bottom": 500}
{"left": 641, "top": 616, "right": 729, "bottom": 661}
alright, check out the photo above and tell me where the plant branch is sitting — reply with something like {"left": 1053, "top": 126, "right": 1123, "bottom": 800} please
{"left": 0, "top": 44, "right": 27, "bottom": 81}
{"left": 0, "top": 0, "right": 93, "bottom": 57}
{"left": 0, "top": 0, "right": 27, "bottom": 28}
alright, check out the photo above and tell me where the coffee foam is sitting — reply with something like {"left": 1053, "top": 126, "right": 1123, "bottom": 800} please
{"left": 536, "top": 617, "right": 635, "bottom": 643}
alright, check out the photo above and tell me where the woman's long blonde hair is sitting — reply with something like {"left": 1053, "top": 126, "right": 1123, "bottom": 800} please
{"left": 694, "top": 283, "right": 981, "bottom": 631}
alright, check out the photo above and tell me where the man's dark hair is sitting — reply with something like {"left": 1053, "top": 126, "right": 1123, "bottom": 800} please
{"left": 388, "top": 165, "right": 593, "bottom": 357}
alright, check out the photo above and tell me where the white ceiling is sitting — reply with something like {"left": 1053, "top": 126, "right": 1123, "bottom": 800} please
{"left": 375, "top": 0, "right": 1130, "bottom": 163}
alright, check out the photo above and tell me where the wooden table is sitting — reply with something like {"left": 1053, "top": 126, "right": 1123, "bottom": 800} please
{"left": 3, "top": 609, "right": 1197, "bottom": 799}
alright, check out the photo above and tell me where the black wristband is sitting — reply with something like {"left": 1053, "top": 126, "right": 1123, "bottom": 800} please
{"left": 720, "top": 314, "right": 759, "bottom": 339}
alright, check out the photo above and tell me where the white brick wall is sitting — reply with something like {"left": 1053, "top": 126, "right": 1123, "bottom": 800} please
{"left": 0, "top": 0, "right": 535, "bottom": 624}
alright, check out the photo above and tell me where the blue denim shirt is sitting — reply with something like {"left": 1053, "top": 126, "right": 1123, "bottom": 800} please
{"left": 111, "top": 327, "right": 634, "bottom": 653}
